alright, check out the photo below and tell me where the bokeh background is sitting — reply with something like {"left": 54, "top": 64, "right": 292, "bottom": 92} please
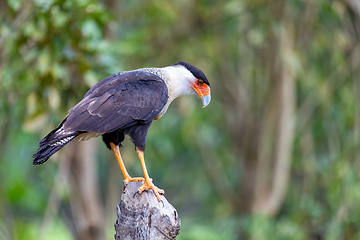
{"left": 1, "top": 0, "right": 360, "bottom": 239}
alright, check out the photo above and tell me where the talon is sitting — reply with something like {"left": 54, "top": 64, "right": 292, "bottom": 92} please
{"left": 137, "top": 180, "right": 164, "bottom": 202}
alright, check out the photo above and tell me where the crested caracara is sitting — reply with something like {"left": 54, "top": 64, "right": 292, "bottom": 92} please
{"left": 33, "top": 61, "right": 211, "bottom": 201}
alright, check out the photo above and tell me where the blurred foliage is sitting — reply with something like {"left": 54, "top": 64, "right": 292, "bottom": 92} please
{"left": 1, "top": 0, "right": 360, "bottom": 239}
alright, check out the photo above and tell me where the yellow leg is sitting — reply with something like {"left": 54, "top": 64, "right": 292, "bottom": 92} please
{"left": 110, "top": 142, "right": 144, "bottom": 185}
{"left": 136, "top": 147, "right": 164, "bottom": 202}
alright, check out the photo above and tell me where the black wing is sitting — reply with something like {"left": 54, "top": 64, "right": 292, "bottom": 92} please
{"left": 63, "top": 71, "right": 168, "bottom": 133}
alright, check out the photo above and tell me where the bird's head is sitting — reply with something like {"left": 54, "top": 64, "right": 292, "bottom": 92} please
{"left": 169, "top": 61, "right": 211, "bottom": 108}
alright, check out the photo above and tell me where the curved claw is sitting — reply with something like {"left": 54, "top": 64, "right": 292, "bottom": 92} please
{"left": 137, "top": 179, "right": 164, "bottom": 202}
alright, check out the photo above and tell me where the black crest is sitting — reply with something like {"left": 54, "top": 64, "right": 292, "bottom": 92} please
{"left": 175, "top": 61, "right": 210, "bottom": 86}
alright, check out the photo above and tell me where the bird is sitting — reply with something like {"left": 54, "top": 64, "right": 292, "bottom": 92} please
{"left": 32, "top": 61, "right": 211, "bottom": 202}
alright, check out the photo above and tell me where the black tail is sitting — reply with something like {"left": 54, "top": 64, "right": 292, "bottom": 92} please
{"left": 33, "top": 121, "right": 80, "bottom": 165}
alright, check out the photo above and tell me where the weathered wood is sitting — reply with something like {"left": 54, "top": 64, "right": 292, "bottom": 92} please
{"left": 114, "top": 181, "right": 181, "bottom": 240}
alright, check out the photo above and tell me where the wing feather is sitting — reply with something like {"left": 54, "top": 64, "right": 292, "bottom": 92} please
{"left": 63, "top": 71, "right": 168, "bottom": 133}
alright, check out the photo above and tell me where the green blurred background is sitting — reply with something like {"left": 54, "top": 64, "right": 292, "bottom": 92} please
{"left": 1, "top": 0, "right": 360, "bottom": 239}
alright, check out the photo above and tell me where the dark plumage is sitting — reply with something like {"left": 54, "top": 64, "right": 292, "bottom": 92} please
{"left": 33, "top": 61, "right": 211, "bottom": 201}
{"left": 33, "top": 71, "right": 167, "bottom": 164}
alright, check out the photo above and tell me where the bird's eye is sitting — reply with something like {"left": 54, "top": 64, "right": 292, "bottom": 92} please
{"left": 197, "top": 79, "right": 204, "bottom": 84}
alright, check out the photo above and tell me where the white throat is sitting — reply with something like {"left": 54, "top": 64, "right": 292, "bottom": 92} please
{"left": 162, "top": 65, "right": 195, "bottom": 99}
{"left": 143, "top": 65, "right": 196, "bottom": 117}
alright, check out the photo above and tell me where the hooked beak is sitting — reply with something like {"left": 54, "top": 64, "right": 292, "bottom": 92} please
{"left": 191, "top": 80, "right": 211, "bottom": 108}
{"left": 201, "top": 95, "right": 211, "bottom": 108}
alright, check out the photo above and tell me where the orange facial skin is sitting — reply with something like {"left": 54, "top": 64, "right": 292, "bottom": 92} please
{"left": 155, "top": 79, "right": 211, "bottom": 121}
{"left": 191, "top": 79, "right": 211, "bottom": 98}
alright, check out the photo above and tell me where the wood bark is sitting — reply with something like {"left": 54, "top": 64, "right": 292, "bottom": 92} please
{"left": 114, "top": 182, "right": 181, "bottom": 240}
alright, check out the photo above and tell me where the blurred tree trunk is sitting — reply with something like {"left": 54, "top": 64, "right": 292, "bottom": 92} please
{"left": 345, "top": 0, "right": 360, "bottom": 14}
{"left": 65, "top": 139, "right": 105, "bottom": 240}
{"left": 252, "top": 0, "right": 295, "bottom": 215}
{"left": 232, "top": 0, "right": 295, "bottom": 216}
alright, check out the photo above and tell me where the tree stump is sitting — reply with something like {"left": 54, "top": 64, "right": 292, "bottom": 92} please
{"left": 114, "top": 181, "right": 181, "bottom": 240}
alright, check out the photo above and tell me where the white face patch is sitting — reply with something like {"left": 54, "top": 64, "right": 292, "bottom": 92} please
{"left": 144, "top": 65, "right": 196, "bottom": 100}
{"left": 141, "top": 65, "right": 197, "bottom": 118}
{"left": 162, "top": 65, "right": 196, "bottom": 98}
{"left": 146, "top": 65, "right": 197, "bottom": 117}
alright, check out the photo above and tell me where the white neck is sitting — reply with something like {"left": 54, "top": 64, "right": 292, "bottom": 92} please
{"left": 143, "top": 65, "right": 196, "bottom": 117}
{"left": 162, "top": 65, "right": 195, "bottom": 99}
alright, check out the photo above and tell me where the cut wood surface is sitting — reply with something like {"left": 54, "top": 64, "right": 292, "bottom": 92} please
{"left": 114, "top": 181, "right": 181, "bottom": 240}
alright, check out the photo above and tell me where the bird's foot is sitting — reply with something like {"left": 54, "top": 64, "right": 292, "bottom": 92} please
{"left": 123, "top": 177, "right": 145, "bottom": 186}
{"left": 137, "top": 178, "right": 164, "bottom": 202}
